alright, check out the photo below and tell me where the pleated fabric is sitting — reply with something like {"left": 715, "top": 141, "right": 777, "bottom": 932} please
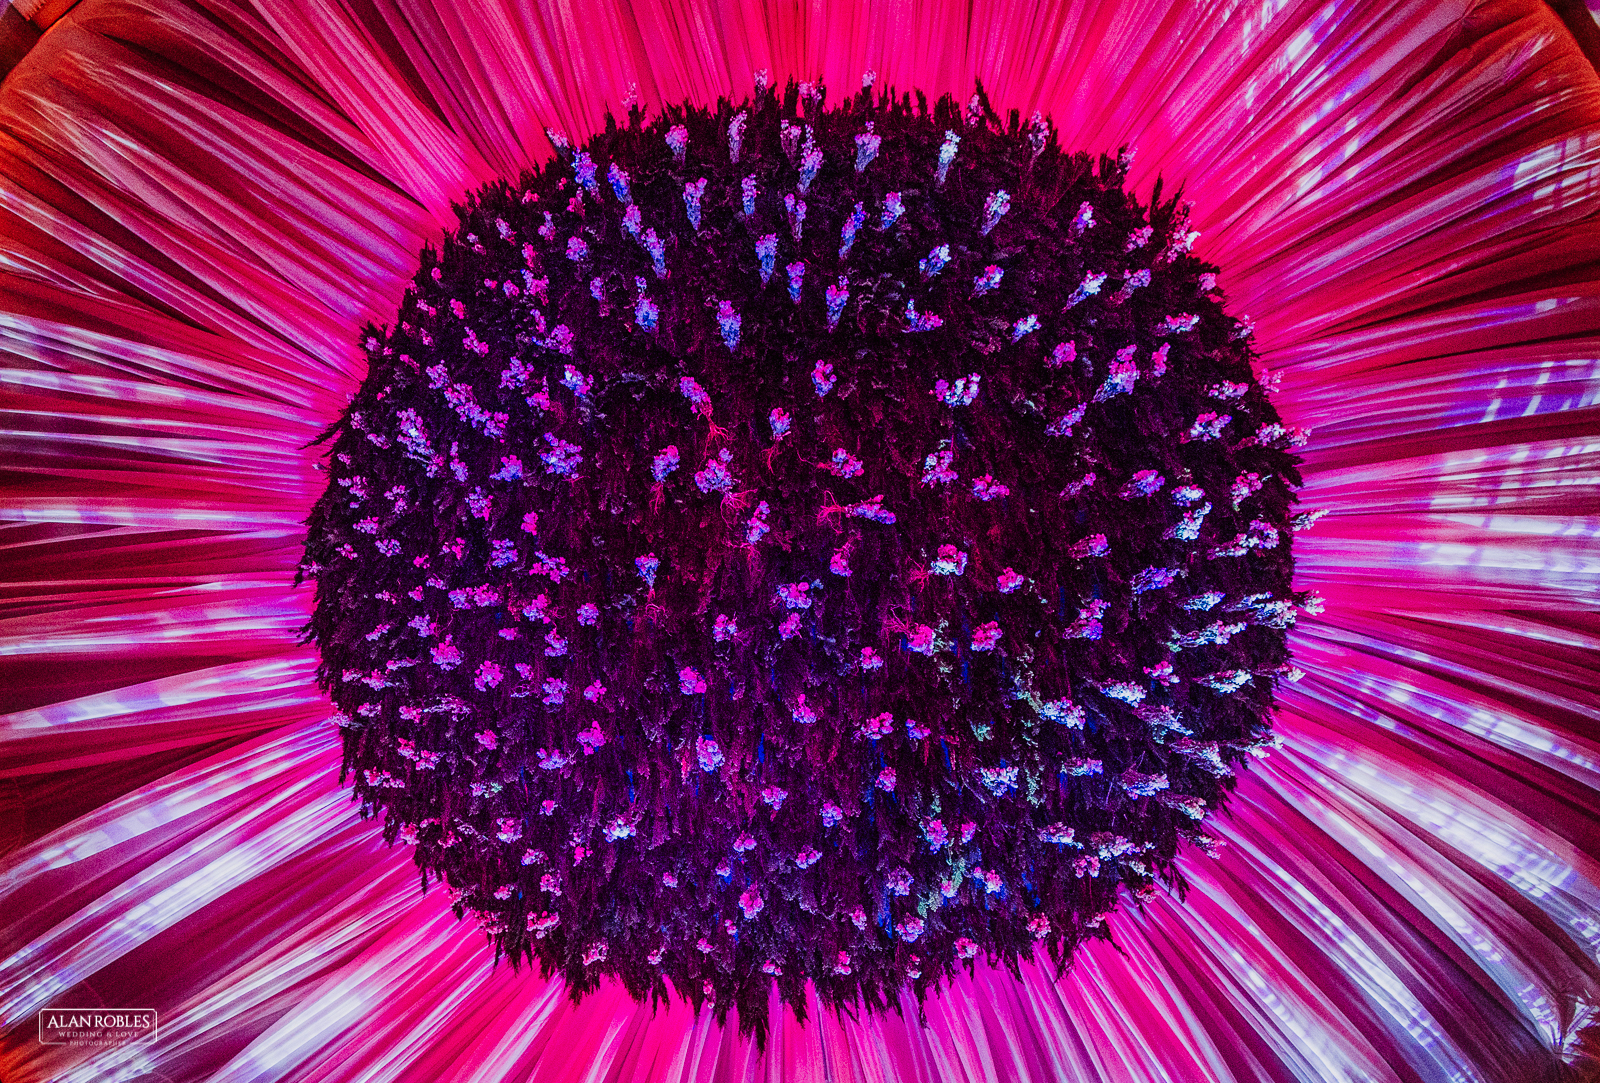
{"left": 1, "top": 1, "right": 1597, "bottom": 1080}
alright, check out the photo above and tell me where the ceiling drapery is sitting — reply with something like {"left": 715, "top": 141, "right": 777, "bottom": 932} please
{"left": 0, "top": 1, "right": 1597, "bottom": 1080}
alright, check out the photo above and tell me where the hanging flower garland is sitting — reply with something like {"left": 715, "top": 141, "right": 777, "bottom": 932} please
{"left": 300, "top": 74, "right": 1318, "bottom": 1040}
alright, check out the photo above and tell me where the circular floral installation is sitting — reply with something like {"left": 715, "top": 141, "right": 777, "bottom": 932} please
{"left": 301, "top": 75, "right": 1317, "bottom": 1040}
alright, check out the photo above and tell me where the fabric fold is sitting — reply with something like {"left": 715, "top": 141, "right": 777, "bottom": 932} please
{"left": 1, "top": 0, "right": 1596, "bottom": 1080}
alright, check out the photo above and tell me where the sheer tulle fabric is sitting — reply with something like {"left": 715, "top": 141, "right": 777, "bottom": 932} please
{"left": 1, "top": 0, "right": 1597, "bottom": 1080}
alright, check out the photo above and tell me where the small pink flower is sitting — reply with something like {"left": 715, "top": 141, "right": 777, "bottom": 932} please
{"left": 577, "top": 719, "right": 606, "bottom": 755}
{"left": 635, "top": 552, "right": 660, "bottom": 588}
{"left": 907, "top": 624, "right": 936, "bottom": 655}
{"left": 972, "top": 264, "right": 1003, "bottom": 295}
{"left": 1119, "top": 469, "right": 1166, "bottom": 499}
{"left": 1069, "top": 534, "right": 1110, "bottom": 558}
{"left": 1130, "top": 566, "right": 1179, "bottom": 594}
{"left": 876, "top": 766, "right": 897, "bottom": 792}
{"left": 777, "top": 582, "right": 812, "bottom": 609}
{"left": 679, "top": 667, "right": 707, "bottom": 695}
{"left": 860, "top": 646, "right": 884, "bottom": 670}
{"left": 921, "top": 447, "right": 958, "bottom": 485}
{"left": 679, "top": 377, "right": 711, "bottom": 413}
{"left": 693, "top": 452, "right": 737, "bottom": 493}
{"left": 430, "top": 636, "right": 462, "bottom": 669}
{"left": 895, "top": 917, "right": 925, "bottom": 942}
{"left": 970, "top": 620, "right": 1001, "bottom": 652}
{"left": 696, "top": 736, "right": 723, "bottom": 772}
{"left": 1094, "top": 349, "right": 1140, "bottom": 401}
{"left": 846, "top": 494, "right": 895, "bottom": 524}
{"left": 858, "top": 711, "right": 894, "bottom": 739}
{"left": 576, "top": 602, "right": 599, "bottom": 625}
{"left": 930, "top": 545, "right": 967, "bottom": 576}
{"left": 583, "top": 680, "right": 605, "bottom": 702}
{"left": 1042, "top": 698, "right": 1086, "bottom": 726}
{"left": 474, "top": 729, "right": 498, "bottom": 750}
{"left": 739, "top": 886, "right": 764, "bottom": 919}
{"left": 473, "top": 660, "right": 503, "bottom": 691}
{"left": 1145, "top": 659, "right": 1178, "bottom": 685}
{"left": 652, "top": 445, "right": 680, "bottom": 481}
{"left": 1186, "top": 411, "right": 1231, "bottom": 442}
{"left": 997, "top": 568, "right": 1025, "bottom": 593}
{"left": 827, "top": 448, "right": 864, "bottom": 478}
{"left": 664, "top": 124, "right": 688, "bottom": 160}
{"left": 745, "top": 501, "right": 771, "bottom": 543}
{"left": 1231, "top": 471, "right": 1265, "bottom": 506}
{"left": 979, "top": 765, "right": 1019, "bottom": 796}
{"left": 955, "top": 937, "right": 979, "bottom": 960}
{"left": 933, "top": 372, "right": 981, "bottom": 405}
{"left": 778, "top": 612, "right": 803, "bottom": 639}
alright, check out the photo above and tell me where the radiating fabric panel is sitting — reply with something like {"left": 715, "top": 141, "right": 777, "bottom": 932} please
{"left": 0, "top": 0, "right": 1597, "bottom": 1081}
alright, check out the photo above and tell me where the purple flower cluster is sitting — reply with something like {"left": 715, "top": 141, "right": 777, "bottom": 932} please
{"left": 304, "top": 79, "right": 1303, "bottom": 1046}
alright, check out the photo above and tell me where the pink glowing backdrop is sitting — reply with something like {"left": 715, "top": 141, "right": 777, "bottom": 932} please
{"left": 2, "top": 0, "right": 1599, "bottom": 1080}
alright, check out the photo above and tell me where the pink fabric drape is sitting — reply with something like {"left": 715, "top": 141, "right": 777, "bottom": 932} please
{"left": 1, "top": 0, "right": 1597, "bottom": 1080}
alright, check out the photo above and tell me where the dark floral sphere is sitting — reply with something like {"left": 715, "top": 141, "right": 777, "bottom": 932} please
{"left": 300, "top": 76, "right": 1314, "bottom": 1041}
